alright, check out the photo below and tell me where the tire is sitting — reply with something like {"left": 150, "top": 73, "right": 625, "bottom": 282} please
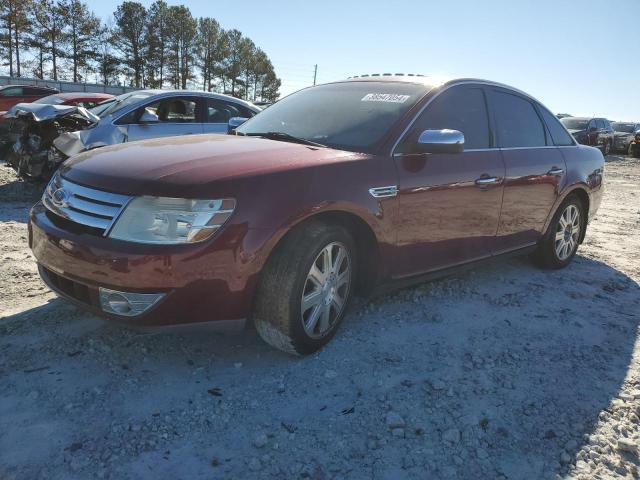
{"left": 532, "top": 195, "right": 585, "bottom": 269}
{"left": 253, "top": 221, "right": 356, "bottom": 355}
{"left": 603, "top": 140, "right": 611, "bottom": 156}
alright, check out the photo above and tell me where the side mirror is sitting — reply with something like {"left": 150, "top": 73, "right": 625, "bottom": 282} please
{"left": 228, "top": 116, "right": 249, "bottom": 133}
{"left": 414, "top": 129, "right": 465, "bottom": 154}
{"left": 139, "top": 108, "right": 159, "bottom": 124}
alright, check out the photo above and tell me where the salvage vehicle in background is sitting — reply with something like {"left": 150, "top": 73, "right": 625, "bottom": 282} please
{"left": 629, "top": 132, "right": 640, "bottom": 158}
{"left": 5, "top": 90, "right": 260, "bottom": 181}
{"left": 0, "top": 92, "right": 113, "bottom": 120}
{"left": 0, "top": 93, "right": 115, "bottom": 172}
{"left": 560, "top": 116, "right": 614, "bottom": 154}
{"left": 25, "top": 92, "right": 113, "bottom": 109}
{"left": 29, "top": 76, "right": 604, "bottom": 355}
{"left": 0, "top": 84, "right": 59, "bottom": 114}
{"left": 611, "top": 121, "right": 640, "bottom": 154}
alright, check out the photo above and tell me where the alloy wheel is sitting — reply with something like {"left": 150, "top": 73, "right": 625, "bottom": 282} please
{"left": 554, "top": 204, "right": 581, "bottom": 261}
{"left": 301, "top": 242, "right": 351, "bottom": 338}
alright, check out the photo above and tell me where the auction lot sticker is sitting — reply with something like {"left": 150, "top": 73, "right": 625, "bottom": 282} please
{"left": 361, "top": 93, "right": 411, "bottom": 103}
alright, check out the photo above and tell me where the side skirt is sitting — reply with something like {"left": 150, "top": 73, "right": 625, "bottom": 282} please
{"left": 370, "top": 244, "right": 538, "bottom": 297}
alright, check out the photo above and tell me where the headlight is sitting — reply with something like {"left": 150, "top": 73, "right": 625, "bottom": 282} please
{"left": 109, "top": 196, "right": 235, "bottom": 244}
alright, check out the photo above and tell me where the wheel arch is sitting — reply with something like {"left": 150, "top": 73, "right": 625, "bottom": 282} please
{"left": 544, "top": 185, "right": 591, "bottom": 244}
{"left": 259, "top": 208, "right": 383, "bottom": 296}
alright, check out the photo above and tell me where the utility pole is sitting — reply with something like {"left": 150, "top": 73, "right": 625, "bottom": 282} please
{"left": 313, "top": 64, "right": 317, "bottom": 85}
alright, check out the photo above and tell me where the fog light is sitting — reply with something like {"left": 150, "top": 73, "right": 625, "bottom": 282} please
{"left": 106, "top": 292, "right": 132, "bottom": 314}
{"left": 99, "top": 287, "right": 165, "bottom": 317}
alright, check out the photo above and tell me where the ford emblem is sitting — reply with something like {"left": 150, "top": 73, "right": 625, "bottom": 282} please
{"left": 51, "top": 188, "right": 70, "bottom": 208}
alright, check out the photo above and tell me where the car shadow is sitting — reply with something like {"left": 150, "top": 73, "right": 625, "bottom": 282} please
{"left": 0, "top": 167, "right": 44, "bottom": 203}
{"left": 1, "top": 254, "right": 638, "bottom": 479}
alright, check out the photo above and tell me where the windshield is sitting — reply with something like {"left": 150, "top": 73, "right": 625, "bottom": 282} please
{"left": 611, "top": 122, "right": 636, "bottom": 133}
{"left": 32, "top": 94, "right": 66, "bottom": 105}
{"left": 560, "top": 118, "right": 589, "bottom": 130}
{"left": 94, "top": 91, "right": 154, "bottom": 118}
{"left": 236, "top": 81, "right": 429, "bottom": 153}
{"left": 90, "top": 98, "right": 116, "bottom": 116}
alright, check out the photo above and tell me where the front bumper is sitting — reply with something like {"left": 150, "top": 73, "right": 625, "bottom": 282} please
{"left": 29, "top": 202, "right": 272, "bottom": 326}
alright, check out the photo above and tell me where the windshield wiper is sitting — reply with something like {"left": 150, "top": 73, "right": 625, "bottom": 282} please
{"left": 244, "top": 131, "right": 327, "bottom": 148}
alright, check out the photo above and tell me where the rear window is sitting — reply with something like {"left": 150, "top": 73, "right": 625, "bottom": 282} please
{"left": 33, "top": 95, "right": 66, "bottom": 105}
{"left": 538, "top": 106, "right": 574, "bottom": 146}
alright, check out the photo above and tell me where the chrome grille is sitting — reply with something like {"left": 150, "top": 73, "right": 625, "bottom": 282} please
{"left": 43, "top": 172, "right": 131, "bottom": 234}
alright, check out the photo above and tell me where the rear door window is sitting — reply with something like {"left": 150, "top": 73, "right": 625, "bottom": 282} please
{"left": 1, "top": 87, "right": 23, "bottom": 96}
{"left": 205, "top": 99, "right": 253, "bottom": 123}
{"left": 538, "top": 106, "right": 574, "bottom": 146}
{"left": 489, "top": 90, "right": 546, "bottom": 148}
{"left": 399, "top": 86, "right": 491, "bottom": 151}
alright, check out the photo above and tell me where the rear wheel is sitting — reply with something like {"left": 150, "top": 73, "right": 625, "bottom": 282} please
{"left": 253, "top": 222, "right": 356, "bottom": 355}
{"left": 532, "top": 196, "right": 584, "bottom": 269}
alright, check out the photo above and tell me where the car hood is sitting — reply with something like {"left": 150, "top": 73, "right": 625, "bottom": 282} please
{"left": 5, "top": 102, "right": 100, "bottom": 123}
{"left": 567, "top": 129, "right": 585, "bottom": 135}
{"left": 614, "top": 132, "right": 633, "bottom": 138}
{"left": 61, "top": 134, "right": 366, "bottom": 196}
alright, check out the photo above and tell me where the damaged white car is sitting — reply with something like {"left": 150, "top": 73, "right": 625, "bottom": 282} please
{"left": 1, "top": 90, "right": 261, "bottom": 181}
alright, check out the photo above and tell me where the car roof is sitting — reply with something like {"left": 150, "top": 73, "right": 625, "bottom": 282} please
{"left": 331, "top": 75, "right": 548, "bottom": 106}
{"left": 53, "top": 92, "right": 114, "bottom": 99}
{"left": 133, "top": 89, "right": 260, "bottom": 111}
{"left": 0, "top": 84, "right": 57, "bottom": 90}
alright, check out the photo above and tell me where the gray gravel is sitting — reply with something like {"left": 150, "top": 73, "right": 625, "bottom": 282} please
{"left": 1, "top": 156, "right": 639, "bottom": 479}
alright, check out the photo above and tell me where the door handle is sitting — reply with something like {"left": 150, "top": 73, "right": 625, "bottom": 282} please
{"left": 547, "top": 167, "right": 564, "bottom": 175}
{"left": 475, "top": 176, "right": 500, "bottom": 186}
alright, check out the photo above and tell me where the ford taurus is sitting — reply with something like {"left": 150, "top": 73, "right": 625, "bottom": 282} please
{"left": 29, "top": 76, "right": 604, "bottom": 355}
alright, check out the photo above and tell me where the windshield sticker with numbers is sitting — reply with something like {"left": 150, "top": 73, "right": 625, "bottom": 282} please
{"left": 361, "top": 93, "right": 411, "bottom": 103}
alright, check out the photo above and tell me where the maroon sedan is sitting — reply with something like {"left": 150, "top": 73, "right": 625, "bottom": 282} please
{"left": 29, "top": 76, "right": 604, "bottom": 354}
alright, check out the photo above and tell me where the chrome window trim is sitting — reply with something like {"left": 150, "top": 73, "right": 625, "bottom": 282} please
{"left": 390, "top": 79, "right": 578, "bottom": 155}
{"left": 393, "top": 145, "right": 562, "bottom": 157}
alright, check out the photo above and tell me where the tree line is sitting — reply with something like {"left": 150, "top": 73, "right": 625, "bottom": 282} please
{"left": 0, "top": 0, "right": 281, "bottom": 102}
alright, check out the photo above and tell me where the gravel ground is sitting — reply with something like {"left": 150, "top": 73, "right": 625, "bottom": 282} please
{"left": 0, "top": 156, "right": 639, "bottom": 480}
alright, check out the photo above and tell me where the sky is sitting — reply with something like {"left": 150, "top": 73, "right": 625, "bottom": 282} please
{"left": 90, "top": 0, "right": 640, "bottom": 120}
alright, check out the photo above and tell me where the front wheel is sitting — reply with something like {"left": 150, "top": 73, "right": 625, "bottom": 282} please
{"left": 603, "top": 140, "right": 611, "bottom": 156}
{"left": 532, "top": 196, "right": 584, "bottom": 269}
{"left": 253, "top": 222, "right": 356, "bottom": 355}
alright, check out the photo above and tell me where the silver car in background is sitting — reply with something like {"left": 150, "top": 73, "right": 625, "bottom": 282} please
{"left": 611, "top": 121, "right": 640, "bottom": 154}
{"left": 54, "top": 90, "right": 261, "bottom": 158}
